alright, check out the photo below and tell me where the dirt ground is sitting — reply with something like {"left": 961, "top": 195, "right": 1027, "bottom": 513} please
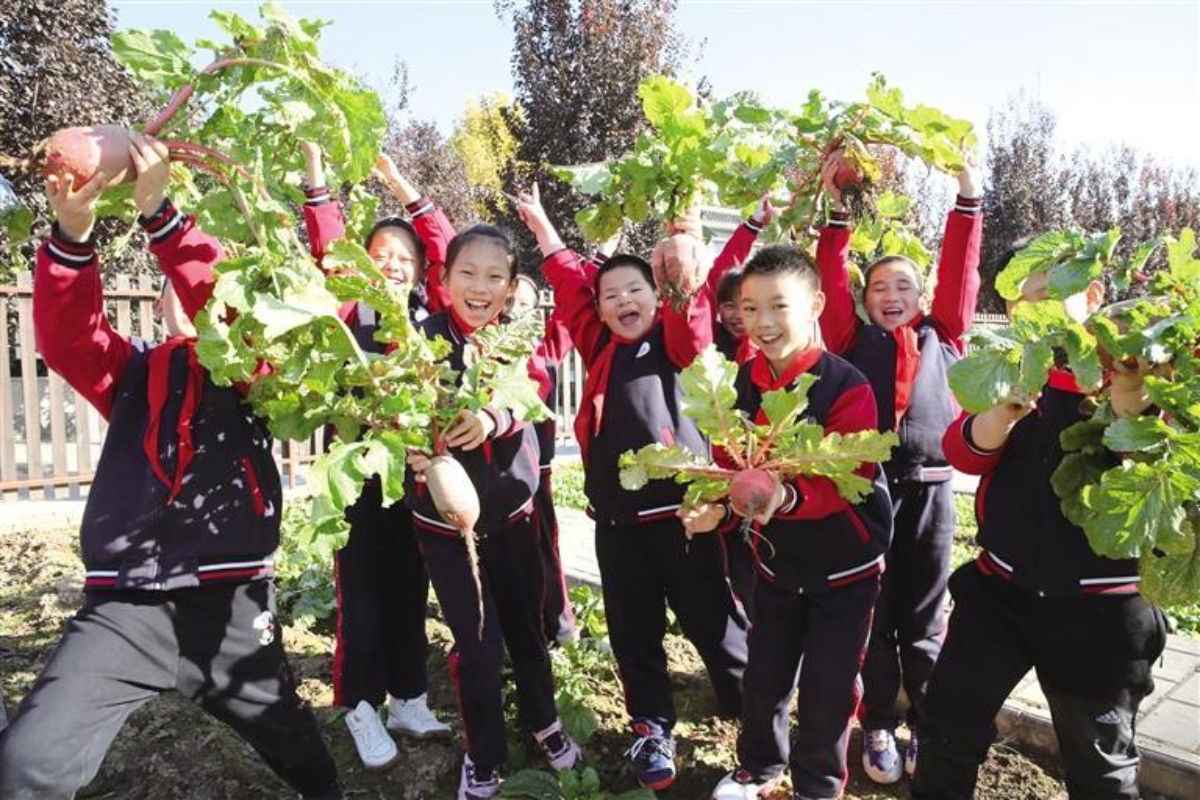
{"left": 0, "top": 527, "right": 1074, "bottom": 799}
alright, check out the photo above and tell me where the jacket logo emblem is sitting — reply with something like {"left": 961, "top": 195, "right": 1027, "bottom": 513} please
{"left": 1095, "top": 709, "right": 1122, "bottom": 725}
{"left": 636, "top": 341, "right": 651, "bottom": 359}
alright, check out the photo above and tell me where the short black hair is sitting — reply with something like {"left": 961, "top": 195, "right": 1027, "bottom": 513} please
{"left": 716, "top": 267, "right": 744, "bottom": 305}
{"left": 445, "top": 224, "right": 518, "bottom": 280}
{"left": 594, "top": 253, "right": 654, "bottom": 295}
{"left": 365, "top": 217, "right": 427, "bottom": 280}
{"left": 741, "top": 245, "right": 821, "bottom": 293}
{"left": 862, "top": 255, "right": 924, "bottom": 299}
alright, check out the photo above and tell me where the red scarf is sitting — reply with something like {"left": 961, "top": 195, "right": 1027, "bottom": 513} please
{"left": 892, "top": 320, "right": 922, "bottom": 428}
{"left": 749, "top": 345, "right": 823, "bottom": 394}
{"left": 574, "top": 317, "right": 659, "bottom": 461}
{"left": 143, "top": 337, "right": 205, "bottom": 503}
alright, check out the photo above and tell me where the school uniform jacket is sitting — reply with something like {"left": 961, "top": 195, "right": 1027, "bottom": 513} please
{"left": 403, "top": 311, "right": 541, "bottom": 534}
{"left": 943, "top": 371, "right": 1143, "bottom": 597}
{"left": 34, "top": 201, "right": 281, "bottom": 592}
{"left": 541, "top": 248, "right": 712, "bottom": 526}
{"left": 705, "top": 218, "right": 762, "bottom": 365}
{"left": 818, "top": 198, "right": 982, "bottom": 483}
{"left": 726, "top": 349, "right": 894, "bottom": 594}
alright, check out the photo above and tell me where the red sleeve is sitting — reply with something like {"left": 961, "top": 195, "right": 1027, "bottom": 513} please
{"left": 407, "top": 197, "right": 456, "bottom": 313}
{"left": 662, "top": 290, "right": 713, "bottom": 369}
{"left": 816, "top": 220, "right": 859, "bottom": 355}
{"left": 34, "top": 233, "right": 132, "bottom": 420}
{"left": 301, "top": 194, "right": 346, "bottom": 268}
{"left": 704, "top": 220, "right": 762, "bottom": 326}
{"left": 774, "top": 380, "right": 878, "bottom": 520}
{"left": 929, "top": 203, "right": 983, "bottom": 349}
{"left": 527, "top": 311, "right": 574, "bottom": 403}
{"left": 541, "top": 249, "right": 607, "bottom": 369}
{"left": 942, "top": 411, "right": 1004, "bottom": 475}
{"left": 141, "top": 201, "right": 223, "bottom": 321}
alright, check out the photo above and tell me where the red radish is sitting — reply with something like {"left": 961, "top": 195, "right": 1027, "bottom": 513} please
{"left": 729, "top": 468, "right": 779, "bottom": 519}
{"left": 43, "top": 126, "right": 134, "bottom": 187}
{"left": 424, "top": 453, "right": 486, "bottom": 638}
{"left": 651, "top": 232, "right": 712, "bottom": 305}
{"left": 831, "top": 151, "right": 864, "bottom": 190}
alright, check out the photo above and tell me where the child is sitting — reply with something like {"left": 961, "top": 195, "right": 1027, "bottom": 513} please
{"left": 404, "top": 224, "right": 580, "bottom": 800}
{"left": 912, "top": 268, "right": 1167, "bottom": 800}
{"left": 517, "top": 185, "right": 749, "bottom": 792}
{"left": 0, "top": 134, "right": 341, "bottom": 799}
{"left": 816, "top": 153, "right": 982, "bottom": 783}
{"left": 300, "top": 143, "right": 451, "bottom": 770}
{"left": 704, "top": 193, "right": 779, "bottom": 366}
{"left": 684, "top": 244, "right": 894, "bottom": 800}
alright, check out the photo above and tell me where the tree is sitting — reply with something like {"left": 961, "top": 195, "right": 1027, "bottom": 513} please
{"left": 979, "top": 94, "right": 1070, "bottom": 311}
{"left": 493, "top": 0, "right": 687, "bottom": 267}
{"left": 449, "top": 93, "right": 521, "bottom": 216}
{"left": 0, "top": 0, "right": 151, "bottom": 275}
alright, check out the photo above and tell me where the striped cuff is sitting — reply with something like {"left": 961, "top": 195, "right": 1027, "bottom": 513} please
{"left": 46, "top": 225, "right": 97, "bottom": 269}
{"left": 590, "top": 251, "right": 610, "bottom": 266}
{"left": 405, "top": 196, "right": 435, "bottom": 218}
{"left": 303, "top": 184, "right": 331, "bottom": 206}
{"left": 827, "top": 209, "right": 852, "bottom": 228}
{"left": 962, "top": 415, "right": 1002, "bottom": 457}
{"left": 138, "top": 198, "right": 185, "bottom": 242}
{"left": 745, "top": 217, "right": 764, "bottom": 233}
{"left": 777, "top": 482, "right": 800, "bottom": 515}
{"left": 954, "top": 194, "right": 983, "bottom": 215}
{"left": 483, "top": 406, "right": 513, "bottom": 437}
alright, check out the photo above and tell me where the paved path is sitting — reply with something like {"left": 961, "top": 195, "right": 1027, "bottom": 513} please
{"left": 555, "top": 505, "right": 1199, "bottom": 799}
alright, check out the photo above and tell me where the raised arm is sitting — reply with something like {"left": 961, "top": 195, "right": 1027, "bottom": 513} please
{"left": 35, "top": 168, "right": 133, "bottom": 419}
{"left": 299, "top": 141, "right": 346, "bottom": 267}
{"left": 929, "top": 162, "right": 984, "bottom": 347}
{"left": 815, "top": 157, "right": 859, "bottom": 354}
{"left": 706, "top": 194, "right": 777, "bottom": 296}
{"left": 375, "top": 154, "right": 456, "bottom": 312}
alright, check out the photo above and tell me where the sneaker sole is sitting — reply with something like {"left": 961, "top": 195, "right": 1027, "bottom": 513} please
{"left": 362, "top": 748, "right": 401, "bottom": 772}
{"left": 640, "top": 774, "right": 676, "bottom": 791}
{"left": 387, "top": 723, "right": 453, "bottom": 740}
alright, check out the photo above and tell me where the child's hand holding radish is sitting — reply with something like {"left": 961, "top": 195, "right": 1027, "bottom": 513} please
{"left": 45, "top": 169, "right": 118, "bottom": 243}
{"left": 442, "top": 408, "right": 498, "bottom": 450}
{"left": 128, "top": 133, "right": 171, "bottom": 218}
{"left": 820, "top": 151, "right": 849, "bottom": 213}
{"left": 728, "top": 469, "right": 788, "bottom": 526}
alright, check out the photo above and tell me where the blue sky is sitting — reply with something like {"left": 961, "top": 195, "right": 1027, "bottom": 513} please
{"left": 111, "top": 0, "right": 1200, "bottom": 167}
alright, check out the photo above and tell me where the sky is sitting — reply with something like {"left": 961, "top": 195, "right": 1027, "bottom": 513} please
{"left": 110, "top": 0, "right": 1200, "bottom": 168}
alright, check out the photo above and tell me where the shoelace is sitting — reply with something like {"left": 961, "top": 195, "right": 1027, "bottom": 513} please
{"left": 465, "top": 762, "right": 499, "bottom": 789}
{"left": 626, "top": 734, "right": 675, "bottom": 762}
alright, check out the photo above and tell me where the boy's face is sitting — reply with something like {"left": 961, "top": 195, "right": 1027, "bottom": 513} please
{"left": 597, "top": 265, "right": 657, "bottom": 340}
{"left": 740, "top": 271, "right": 825, "bottom": 372}
{"left": 444, "top": 239, "right": 515, "bottom": 329}
{"left": 368, "top": 227, "right": 418, "bottom": 288}
{"left": 155, "top": 283, "right": 197, "bottom": 339}
{"left": 718, "top": 298, "right": 745, "bottom": 338}
{"left": 864, "top": 260, "right": 923, "bottom": 331}
{"left": 1006, "top": 272, "right": 1104, "bottom": 323}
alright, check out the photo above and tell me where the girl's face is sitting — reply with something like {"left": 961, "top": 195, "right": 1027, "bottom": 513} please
{"left": 444, "top": 238, "right": 515, "bottom": 329}
{"left": 511, "top": 278, "right": 539, "bottom": 317}
{"left": 368, "top": 227, "right": 419, "bottom": 288}
{"left": 740, "top": 272, "right": 825, "bottom": 374}
{"left": 597, "top": 265, "right": 657, "bottom": 340}
{"left": 864, "top": 261, "right": 923, "bottom": 331}
{"left": 719, "top": 298, "right": 745, "bottom": 338}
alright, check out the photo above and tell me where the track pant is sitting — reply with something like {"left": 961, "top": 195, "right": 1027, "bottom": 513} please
{"left": 416, "top": 514, "right": 558, "bottom": 773}
{"left": 334, "top": 481, "right": 431, "bottom": 709}
{"left": 594, "top": 518, "right": 749, "bottom": 730}
{"left": 0, "top": 582, "right": 340, "bottom": 800}
{"left": 533, "top": 468, "right": 576, "bottom": 644}
{"left": 737, "top": 575, "right": 879, "bottom": 800}
{"left": 860, "top": 479, "right": 954, "bottom": 730}
{"left": 913, "top": 563, "right": 1167, "bottom": 800}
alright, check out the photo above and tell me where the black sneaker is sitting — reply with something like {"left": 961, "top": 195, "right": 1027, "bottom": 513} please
{"left": 625, "top": 718, "right": 676, "bottom": 790}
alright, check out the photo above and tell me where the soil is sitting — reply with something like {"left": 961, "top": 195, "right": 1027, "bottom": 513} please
{"left": 0, "top": 527, "right": 1078, "bottom": 799}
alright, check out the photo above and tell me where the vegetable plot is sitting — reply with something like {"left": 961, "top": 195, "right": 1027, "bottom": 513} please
{"left": 618, "top": 347, "right": 897, "bottom": 524}
{"left": 948, "top": 228, "right": 1200, "bottom": 606}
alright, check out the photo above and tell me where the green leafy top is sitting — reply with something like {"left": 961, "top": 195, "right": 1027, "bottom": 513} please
{"left": 618, "top": 346, "right": 897, "bottom": 508}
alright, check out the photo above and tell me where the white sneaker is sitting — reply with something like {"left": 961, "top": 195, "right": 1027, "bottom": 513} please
{"left": 344, "top": 700, "right": 399, "bottom": 771}
{"left": 457, "top": 754, "right": 500, "bottom": 800}
{"left": 862, "top": 728, "right": 903, "bottom": 784}
{"left": 711, "top": 767, "right": 784, "bottom": 799}
{"left": 534, "top": 718, "right": 581, "bottom": 771}
{"left": 386, "top": 693, "right": 452, "bottom": 738}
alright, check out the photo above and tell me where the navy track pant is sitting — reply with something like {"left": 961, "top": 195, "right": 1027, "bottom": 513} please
{"left": 860, "top": 478, "right": 955, "bottom": 730}
{"left": 0, "top": 582, "right": 340, "bottom": 799}
{"left": 913, "top": 563, "right": 1167, "bottom": 800}
{"left": 334, "top": 480, "right": 432, "bottom": 709}
{"left": 416, "top": 514, "right": 558, "bottom": 773}
{"left": 594, "top": 517, "right": 748, "bottom": 731}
